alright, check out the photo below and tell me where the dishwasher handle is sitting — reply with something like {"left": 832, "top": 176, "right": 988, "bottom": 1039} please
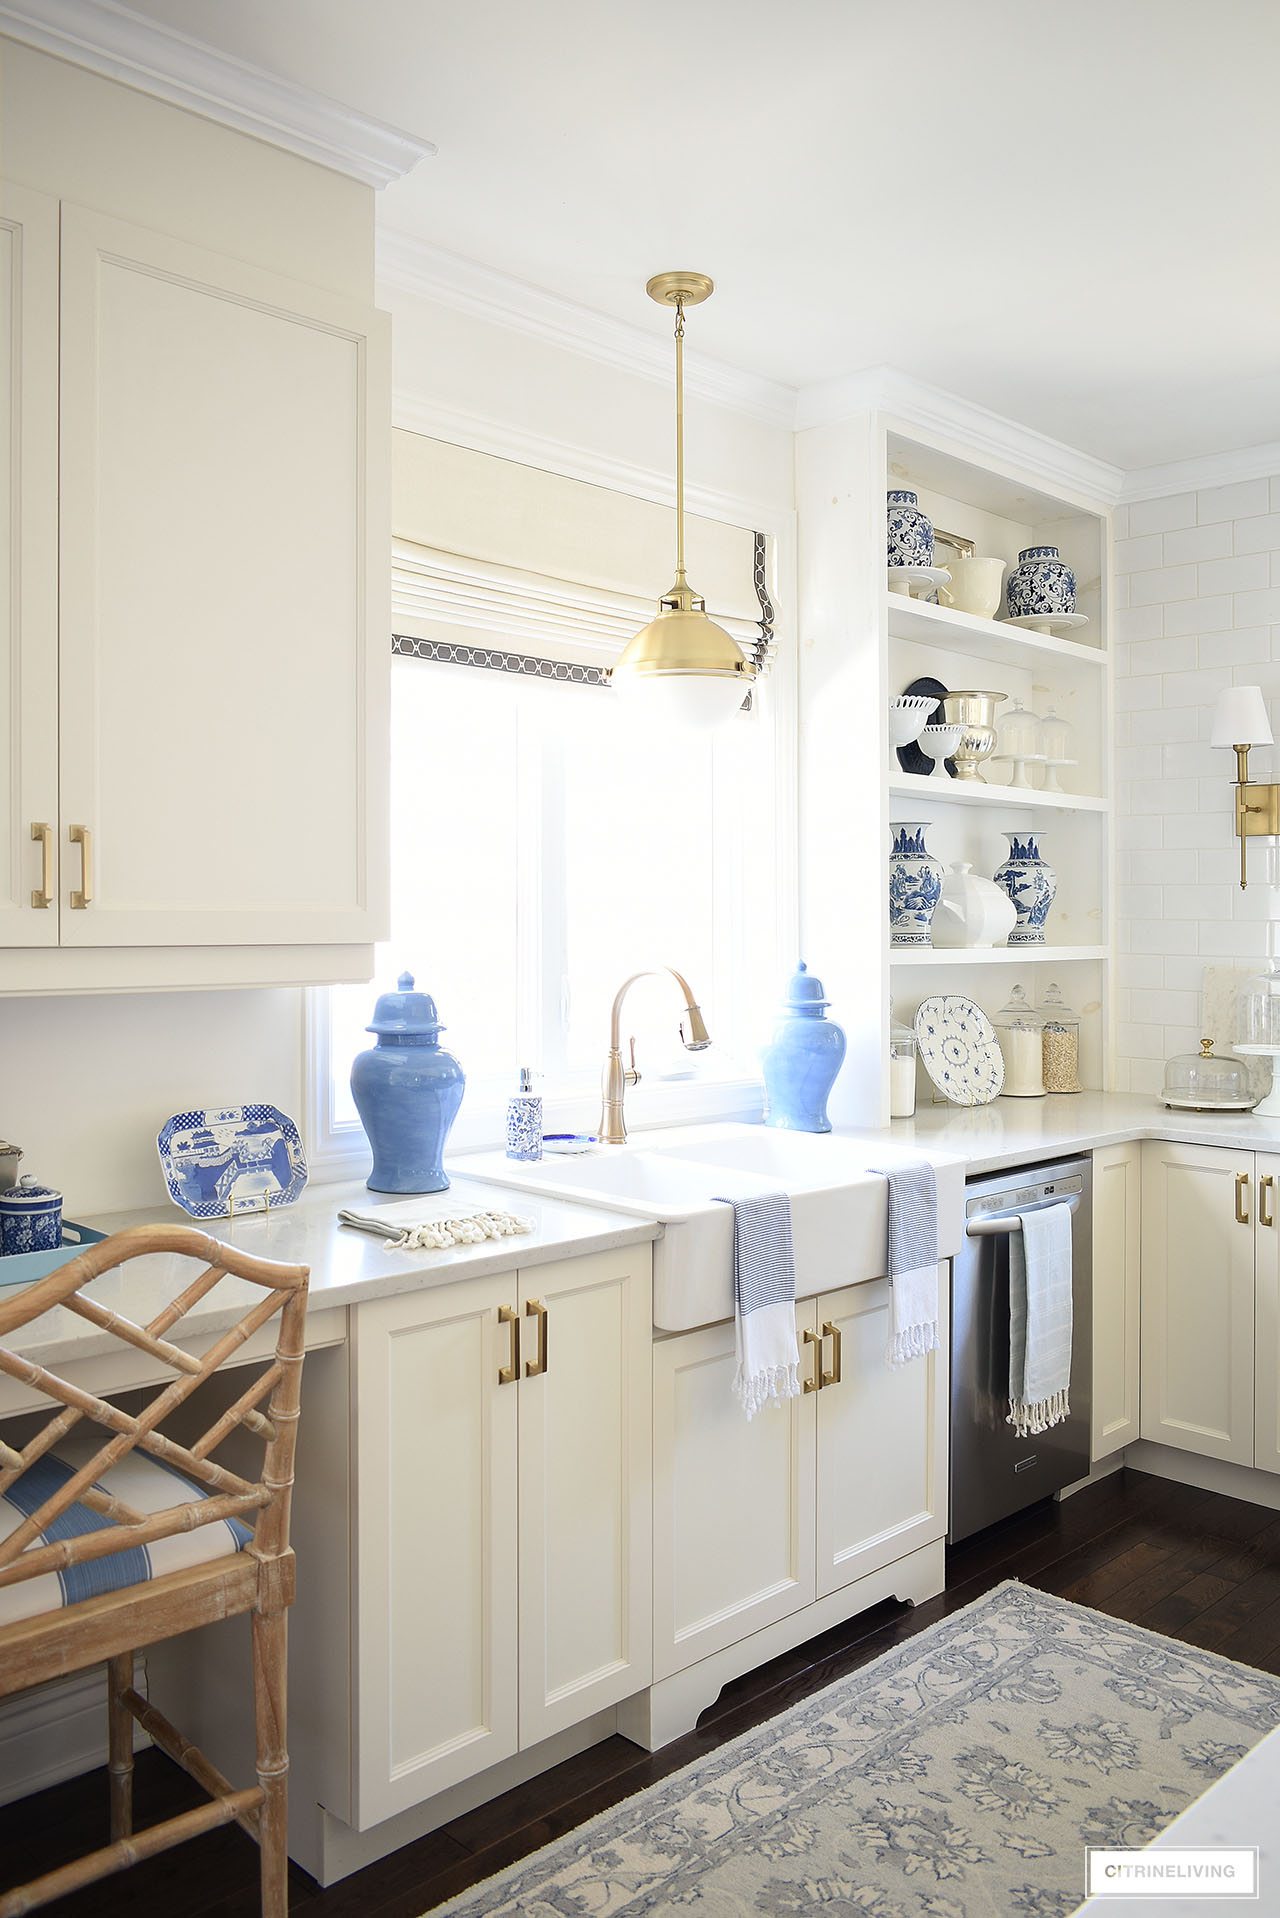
{"left": 966, "top": 1194, "right": 1081, "bottom": 1238}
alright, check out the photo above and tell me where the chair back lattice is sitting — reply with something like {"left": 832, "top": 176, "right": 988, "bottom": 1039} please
{"left": 0, "top": 1225, "right": 309, "bottom": 1597}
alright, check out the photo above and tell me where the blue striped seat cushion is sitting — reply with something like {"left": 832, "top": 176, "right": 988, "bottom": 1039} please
{"left": 0, "top": 1433, "right": 252, "bottom": 1628}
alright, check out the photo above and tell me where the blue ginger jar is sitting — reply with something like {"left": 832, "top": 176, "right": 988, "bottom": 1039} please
{"left": 1005, "top": 544, "right": 1076, "bottom": 617}
{"left": 993, "top": 832, "right": 1058, "bottom": 945}
{"left": 761, "top": 962, "right": 847, "bottom": 1133}
{"left": 886, "top": 490, "right": 934, "bottom": 568}
{"left": 888, "top": 822, "right": 944, "bottom": 948}
{"left": 350, "top": 972, "right": 465, "bottom": 1193}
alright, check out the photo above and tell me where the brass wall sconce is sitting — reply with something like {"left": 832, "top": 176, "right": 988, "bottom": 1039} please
{"left": 1212, "top": 684, "right": 1279, "bottom": 889}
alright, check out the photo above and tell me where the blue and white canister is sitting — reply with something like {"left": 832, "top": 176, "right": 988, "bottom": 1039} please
{"left": 505, "top": 1068, "right": 543, "bottom": 1162}
{"left": 888, "top": 822, "right": 944, "bottom": 948}
{"left": 993, "top": 831, "right": 1058, "bottom": 945}
{"left": 1005, "top": 545, "right": 1076, "bottom": 617}
{"left": 886, "top": 490, "right": 934, "bottom": 569}
{"left": 0, "top": 1175, "right": 63, "bottom": 1256}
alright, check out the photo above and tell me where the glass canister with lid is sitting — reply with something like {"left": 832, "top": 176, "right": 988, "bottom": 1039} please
{"left": 890, "top": 1004, "right": 918, "bottom": 1118}
{"left": 1162, "top": 1040, "right": 1256, "bottom": 1112}
{"left": 993, "top": 985, "right": 1045, "bottom": 1097}
{"left": 1040, "top": 981, "right": 1083, "bottom": 1093}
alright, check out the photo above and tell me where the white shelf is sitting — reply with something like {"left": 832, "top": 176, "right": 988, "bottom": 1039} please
{"left": 888, "top": 773, "right": 1107, "bottom": 813}
{"left": 886, "top": 592, "right": 1107, "bottom": 670}
{"left": 890, "top": 945, "right": 1109, "bottom": 967}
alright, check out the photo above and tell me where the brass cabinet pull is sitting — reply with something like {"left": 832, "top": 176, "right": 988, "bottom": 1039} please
{"left": 822, "top": 1320, "right": 842, "bottom": 1387}
{"left": 1262, "top": 1175, "right": 1275, "bottom": 1228}
{"left": 524, "top": 1298, "right": 548, "bottom": 1376}
{"left": 1236, "top": 1171, "right": 1251, "bottom": 1226}
{"left": 497, "top": 1303, "right": 520, "bottom": 1384}
{"left": 802, "top": 1325, "right": 823, "bottom": 1392}
{"left": 29, "top": 823, "right": 54, "bottom": 909}
{"left": 69, "top": 824, "right": 92, "bottom": 909}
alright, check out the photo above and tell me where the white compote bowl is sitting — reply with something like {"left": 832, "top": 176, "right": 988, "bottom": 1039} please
{"left": 889, "top": 694, "right": 937, "bottom": 748}
{"left": 918, "top": 723, "right": 962, "bottom": 777}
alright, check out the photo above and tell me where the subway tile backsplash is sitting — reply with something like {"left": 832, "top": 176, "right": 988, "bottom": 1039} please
{"left": 1116, "top": 471, "right": 1280, "bottom": 1090}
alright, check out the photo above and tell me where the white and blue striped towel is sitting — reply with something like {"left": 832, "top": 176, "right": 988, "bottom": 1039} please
{"left": 0, "top": 1434, "right": 252, "bottom": 1629}
{"left": 868, "top": 1157, "right": 940, "bottom": 1368}
{"left": 1008, "top": 1202, "right": 1074, "bottom": 1437}
{"left": 714, "top": 1190, "right": 801, "bottom": 1420}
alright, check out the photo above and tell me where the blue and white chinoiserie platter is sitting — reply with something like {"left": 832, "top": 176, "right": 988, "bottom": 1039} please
{"left": 914, "top": 995, "right": 1005, "bottom": 1108}
{"left": 157, "top": 1106, "right": 308, "bottom": 1219}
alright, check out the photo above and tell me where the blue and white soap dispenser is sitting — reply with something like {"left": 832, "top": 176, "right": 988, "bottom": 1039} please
{"left": 505, "top": 1067, "right": 543, "bottom": 1161}
{"left": 761, "top": 962, "right": 847, "bottom": 1133}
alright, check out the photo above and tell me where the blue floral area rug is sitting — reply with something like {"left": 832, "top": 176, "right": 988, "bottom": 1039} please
{"left": 434, "top": 1581, "right": 1280, "bottom": 1918}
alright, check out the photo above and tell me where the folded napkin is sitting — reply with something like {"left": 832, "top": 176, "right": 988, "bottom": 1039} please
{"left": 1007, "top": 1201, "right": 1074, "bottom": 1437}
{"left": 712, "top": 1190, "right": 801, "bottom": 1420}
{"left": 867, "top": 1157, "right": 940, "bottom": 1368}
{"left": 338, "top": 1205, "right": 534, "bottom": 1251}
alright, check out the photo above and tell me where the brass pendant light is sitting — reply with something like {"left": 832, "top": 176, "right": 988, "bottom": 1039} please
{"left": 610, "top": 272, "right": 757, "bottom": 730}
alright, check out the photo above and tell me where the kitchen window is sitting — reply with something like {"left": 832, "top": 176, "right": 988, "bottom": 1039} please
{"left": 309, "top": 434, "right": 792, "bottom": 1172}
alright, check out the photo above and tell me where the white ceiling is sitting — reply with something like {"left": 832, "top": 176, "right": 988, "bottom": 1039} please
{"left": 114, "top": 0, "right": 1280, "bottom": 471}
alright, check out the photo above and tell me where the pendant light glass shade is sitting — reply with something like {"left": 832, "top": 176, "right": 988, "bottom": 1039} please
{"left": 611, "top": 272, "right": 756, "bottom": 729}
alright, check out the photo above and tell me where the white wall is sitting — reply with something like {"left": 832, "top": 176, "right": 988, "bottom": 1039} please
{"left": 1115, "top": 475, "right": 1280, "bottom": 1092}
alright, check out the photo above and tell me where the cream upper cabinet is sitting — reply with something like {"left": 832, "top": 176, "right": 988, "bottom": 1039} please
{"left": 1140, "top": 1141, "right": 1256, "bottom": 1466}
{"left": 56, "top": 205, "right": 388, "bottom": 947}
{"left": 1091, "top": 1141, "right": 1142, "bottom": 1460}
{"left": 0, "top": 184, "right": 59, "bottom": 947}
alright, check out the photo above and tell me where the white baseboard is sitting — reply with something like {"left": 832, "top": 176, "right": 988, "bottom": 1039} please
{"left": 1123, "top": 1441, "right": 1280, "bottom": 1512}
{"left": 0, "top": 1659, "right": 148, "bottom": 1808}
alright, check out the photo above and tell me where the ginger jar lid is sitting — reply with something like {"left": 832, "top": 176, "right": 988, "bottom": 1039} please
{"left": 366, "top": 971, "right": 444, "bottom": 1038}
{"left": 0, "top": 1174, "right": 61, "bottom": 1207}
{"left": 781, "top": 961, "right": 830, "bottom": 1017}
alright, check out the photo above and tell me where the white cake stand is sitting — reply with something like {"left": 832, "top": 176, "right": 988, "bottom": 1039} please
{"left": 888, "top": 565, "right": 952, "bottom": 601}
{"left": 1004, "top": 612, "right": 1090, "bottom": 637}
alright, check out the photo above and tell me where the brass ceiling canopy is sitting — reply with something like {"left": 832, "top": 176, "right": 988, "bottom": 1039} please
{"left": 610, "top": 271, "right": 756, "bottom": 730}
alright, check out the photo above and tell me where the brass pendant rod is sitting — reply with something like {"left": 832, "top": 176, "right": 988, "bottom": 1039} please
{"left": 674, "top": 295, "right": 686, "bottom": 579}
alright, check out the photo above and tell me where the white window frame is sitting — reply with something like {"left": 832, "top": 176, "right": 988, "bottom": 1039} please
{"left": 305, "top": 491, "right": 797, "bottom": 1183}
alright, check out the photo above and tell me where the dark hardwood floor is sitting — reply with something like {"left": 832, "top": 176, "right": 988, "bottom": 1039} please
{"left": 6, "top": 1465, "right": 1280, "bottom": 1917}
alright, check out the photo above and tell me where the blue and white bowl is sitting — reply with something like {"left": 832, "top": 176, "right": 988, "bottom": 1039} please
{"left": 886, "top": 490, "right": 934, "bottom": 569}
{"left": 1005, "top": 545, "right": 1076, "bottom": 617}
{"left": 0, "top": 1175, "right": 63, "bottom": 1256}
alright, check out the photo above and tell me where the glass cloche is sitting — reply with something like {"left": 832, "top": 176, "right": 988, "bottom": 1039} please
{"left": 993, "top": 699, "right": 1044, "bottom": 790}
{"left": 1162, "top": 1039, "right": 1256, "bottom": 1112}
{"left": 992, "top": 985, "right": 1045, "bottom": 1098}
{"left": 1039, "top": 981, "right": 1082, "bottom": 1093}
{"left": 1039, "top": 706, "right": 1076, "bottom": 793}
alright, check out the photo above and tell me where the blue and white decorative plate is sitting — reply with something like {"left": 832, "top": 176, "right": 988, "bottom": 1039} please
{"left": 157, "top": 1106, "right": 308, "bottom": 1219}
{"left": 914, "top": 996, "right": 1005, "bottom": 1108}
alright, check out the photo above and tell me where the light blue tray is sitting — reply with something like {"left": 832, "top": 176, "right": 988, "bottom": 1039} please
{"left": 0, "top": 1223, "right": 108, "bottom": 1288}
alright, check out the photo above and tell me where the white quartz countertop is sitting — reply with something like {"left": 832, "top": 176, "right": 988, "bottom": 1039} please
{"left": 879, "top": 1089, "right": 1280, "bottom": 1174}
{"left": 1, "top": 1176, "right": 657, "bottom": 1373}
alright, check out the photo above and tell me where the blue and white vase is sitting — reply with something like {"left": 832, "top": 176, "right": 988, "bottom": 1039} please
{"left": 993, "top": 832, "right": 1058, "bottom": 945}
{"left": 761, "top": 962, "right": 846, "bottom": 1133}
{"left": 350, "top": 972, "right": 466, "bottom": 1193}
{"left": 888, "top": 822, "right": 944, "bottom": 948}
{"left": 886, "top": 490, "right": 934, "bottom": 568}
{"left": 1005, "top": 545, "right": 1076, "bottom": 617}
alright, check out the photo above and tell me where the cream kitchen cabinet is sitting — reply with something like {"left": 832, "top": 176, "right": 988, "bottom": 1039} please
{"left": 651, "top": 1275, "right": 947, "bottom": 1696}
{"left": 0, "top": 190, "right": 388, "bottom": 984}
{"left": 1091, "top": 1141, "right": 1142, "bottom": 1460}
{"left": 350, "top": 1246, "right": 652, "bottom": 1829}
{"left": 1139, "top": 1141, "right": 1277, "bottom": 1470}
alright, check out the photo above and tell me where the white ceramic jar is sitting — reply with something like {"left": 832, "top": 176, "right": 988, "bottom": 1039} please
{"left": 930, "top": 862, "right": 1018, "bottom": 949}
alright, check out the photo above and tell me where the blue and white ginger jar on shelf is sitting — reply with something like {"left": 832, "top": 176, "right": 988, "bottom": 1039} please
{"left": 886, "top": 490, "right": 934, "bottom": 568}
{"left": 888, "top": 822, "right": 944, "bottom": 948}
{"left": 350, "top": 972, "right": 466, "bottom": 1194}
{"left": 1005, "top": 545, "right": 1076, "bottom": 617}
{"left": 761, "top": 963, "right": 847, "bottom": 1133}
{"left": 993, "top": 832, "right": 1058, "bottom": 945}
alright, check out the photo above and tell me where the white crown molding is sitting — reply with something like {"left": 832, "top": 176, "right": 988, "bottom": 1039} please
{"left": 376, "top": 230, "right": 797, "bottom": 432}
{"left": 1120, "top": 440, "right": 1280, "bottom": 504}
{"left": 796, "top": 366, "right": 1125, "bottom": 509}
{"left": 0, "top": 0, "right": 434, "bottom": 186}
{"left": 391, "top": 388, "right": 793, "bottom": 537}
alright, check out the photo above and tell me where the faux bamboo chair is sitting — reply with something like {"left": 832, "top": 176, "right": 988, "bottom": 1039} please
{"left": 0, "top": 1224, "right": 309, "bottom": 1917}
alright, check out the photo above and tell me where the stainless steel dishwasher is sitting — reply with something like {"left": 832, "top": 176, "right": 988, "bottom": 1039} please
{"left": 949, "top": 1156, "right": 1092, "bottom": 1545}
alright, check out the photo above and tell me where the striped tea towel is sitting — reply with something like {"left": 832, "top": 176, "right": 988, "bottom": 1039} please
{"left": 712, "top": 1191, "right": 800, "bottom": 1420}
{"left": 1008, "top": 1201, "right": 1073, "bottom": 1437}
{"left": 868, "top": 1157, "right": 940, "bottom": 1368}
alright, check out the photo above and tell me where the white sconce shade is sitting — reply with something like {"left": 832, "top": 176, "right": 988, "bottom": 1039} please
{"left": 1211, "top": 684, "right": 1274, "bottom": 748}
